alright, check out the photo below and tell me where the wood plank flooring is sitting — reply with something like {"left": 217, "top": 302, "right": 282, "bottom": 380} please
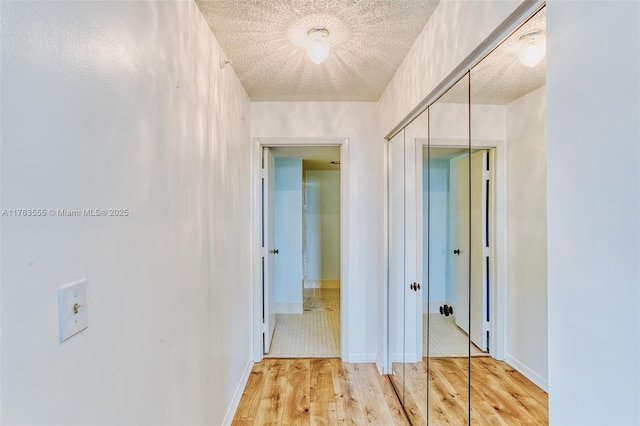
{"left": 395, "top": 357, "right": 548, "bottom": 425}
{"left": 233, "top": 357, "right": 548, "bottom": 425}
{"left": 232, "top": 358, "right": 408, "bottom": 426}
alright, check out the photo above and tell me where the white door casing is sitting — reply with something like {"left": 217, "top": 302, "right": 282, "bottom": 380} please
{"left": 415, "top": 138, "right": 507, "bottom": 366}
{"left": 262, "top": 147, "right": 276, "bottom": 353}
{"left": 252, "top": 137, "right": 349, "bottom": 363}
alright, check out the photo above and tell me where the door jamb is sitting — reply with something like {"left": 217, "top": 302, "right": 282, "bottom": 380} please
{"left": 251, "top": 137, "right": 349, "bottom": 362}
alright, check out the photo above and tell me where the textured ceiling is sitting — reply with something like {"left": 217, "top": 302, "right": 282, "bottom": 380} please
{"left": 195, "top": 0, "right": 439, "bottom": 101}
{"left": 440, "top": 8, "right": 547, "bottom": 105}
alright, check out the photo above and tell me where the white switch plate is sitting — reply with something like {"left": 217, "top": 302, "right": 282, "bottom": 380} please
{"left": 58, "top": 279, "right": 88, "bottom": 342}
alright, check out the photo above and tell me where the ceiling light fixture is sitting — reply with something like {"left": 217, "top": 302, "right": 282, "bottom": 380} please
{"left": 306, "top": 27, "right": 330, "bottom": 64}
{"left": 517, "top": 30, "right": 546, "bottom": 68}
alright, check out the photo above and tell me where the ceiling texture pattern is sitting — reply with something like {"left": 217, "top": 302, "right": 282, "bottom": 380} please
{"left": 196, "top": 0, "right": 440, "bottom": 101}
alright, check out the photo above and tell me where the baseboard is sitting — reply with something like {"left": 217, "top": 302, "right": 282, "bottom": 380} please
{"left": 275, "top": 302, "right": 303, "bottom": 314}
{"left": 404, "top": 352, "right": 421, "bottom": 363}
{"left": 504, "top": 353, "right": 548, "bottom": 392}
{"left": 423, "top": 301, "right": 448, "bottom": 314}
{"left": 375, "top": 353, "right": 384, "bottom": 375}
{"left": 304, "top": 279, "right": 340, "bottom": 289}
{"left": 345, "top": 353, "right": 377, "bottom": 363}
{"left": 390, "top": 351, "right": 403, "bottom": 363}
{"left": 221, "top": 358, "right": 254, "bottom": 426}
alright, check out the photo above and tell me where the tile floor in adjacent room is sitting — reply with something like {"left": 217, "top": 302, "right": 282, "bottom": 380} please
{"left": 265, "top": 288, "right": 340, "bottom": 358}
{"left": 423, "top": 313, "right": 486, "bottom": 357}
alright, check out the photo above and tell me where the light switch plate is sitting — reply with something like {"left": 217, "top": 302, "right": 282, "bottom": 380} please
{"left": 58, "top": 279, "right": 88, "bottom": 342}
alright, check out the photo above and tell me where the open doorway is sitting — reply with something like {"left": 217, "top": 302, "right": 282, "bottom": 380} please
{"left": 423, "top": 146, "right": 493, "bottom": 358}
{"left": 260, "top": 145, "right": 342, "bottom": 358}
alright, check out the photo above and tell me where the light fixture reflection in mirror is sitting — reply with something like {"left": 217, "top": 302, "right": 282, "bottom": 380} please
{"left": 517, "top": 30, "right": 546, "bottom": 67}
{"left": 307, "top": 27, "right": 330, "bottom": 64}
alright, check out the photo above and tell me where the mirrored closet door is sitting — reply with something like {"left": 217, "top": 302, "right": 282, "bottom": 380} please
{"left": 387, "top": 5, "right": 548, "bottom": 425}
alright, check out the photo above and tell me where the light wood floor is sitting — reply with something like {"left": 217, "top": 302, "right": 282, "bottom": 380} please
{"left": 232, "top": 358, "right": 409, "bottom": 425}
{"left": 233, "top": 357, "right": 548, "bottom": 425}
{"left": 396, "top": 357, "right": 548, "bottom": 425}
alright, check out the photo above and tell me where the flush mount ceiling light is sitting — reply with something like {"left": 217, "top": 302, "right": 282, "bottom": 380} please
{"left": 307, "top": 27, "right": 330, "bottom": 64}
{"left": 517, "top": 30, "right": 546, "bottom": 67}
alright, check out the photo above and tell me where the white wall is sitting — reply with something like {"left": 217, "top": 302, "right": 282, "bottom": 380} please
{"left": 305, "top": 170, "right": 341, "bottom": 282}
{"left": 252, "top": 102, "right": 381, "bottom": 362}
{"left": 505, "top": 85, "right": 548, "bottom": 389}
{"left": 546, "top": 2, "right": 640, "bottom": 424}
{"left": 274, "top": 158, "right": 303, "bottom": 313}
{"left": 0, "top": 2, "right": 252, "bottom": 424}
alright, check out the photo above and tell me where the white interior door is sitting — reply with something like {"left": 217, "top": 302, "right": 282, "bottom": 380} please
{"left": 263, "top": 147, "right": 276, "bottom": 353}
{"left": 455, "top": 150, "right": 487, "bottom": 350}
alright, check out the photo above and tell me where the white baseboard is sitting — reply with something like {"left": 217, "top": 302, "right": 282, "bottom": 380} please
{"left": 345, "top": 353, "right": 377, "bottom": 363}
{"left": 375, "top": 353, "right": 384, "bottom": 375}
{"left": 390, "top": 351, "right": 403, "bottom": 363}
{"left": 404, "top": 352, "right": 421, "bottom": 363}
{"left": 222, "top": 358, "right": 254, "bottom": 426}
{"left": 275, "top": 302, "right": 303, "bottom": 314}
{"left": 423, "top": 301, "right": 448, "bottom": 314}
{"left": 504, "top": 353, "right": 548, "bottom": 392}
{"left": 304, "top": 279, "right": 340, "bottom": 289}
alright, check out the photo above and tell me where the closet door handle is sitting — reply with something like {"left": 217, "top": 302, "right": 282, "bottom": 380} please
{"left": 453, "top": 249, "right": 460, "bottom": 255}
{"left": 270, "top": 249, "right": 279, "bottom": 254}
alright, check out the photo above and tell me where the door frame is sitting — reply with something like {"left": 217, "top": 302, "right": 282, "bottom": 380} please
{"left": 251, "top": 137, "right": 349, "bottom": 362}
{"left": 415, "top": 138, "right": 506, "bottom": 360}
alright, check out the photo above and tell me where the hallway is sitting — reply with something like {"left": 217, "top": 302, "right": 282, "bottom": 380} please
{"left": 232, "top": 358, "right": 408, "bottom": 425}
{"left": 2, "top": 1, "right": 638, "bottom": 425}
{"left": 232, "top": 357, "right": 548, "bottom": 425}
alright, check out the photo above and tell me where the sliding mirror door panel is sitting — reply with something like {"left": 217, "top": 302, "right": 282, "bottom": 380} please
{"left": 388, "top": 130, "right": 406, "bottom": 405}
{"left": 469, "top": 6, "right": 548, "bottom": 422}
{"left": 427, "top": 72, "right": 471, "bottom": 425}
{"left": 402, "top": 110, "right": 428, "bottom": 424}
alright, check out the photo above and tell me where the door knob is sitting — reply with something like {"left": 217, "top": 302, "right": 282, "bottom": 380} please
{"left": 453, "top": 249, "right": 460, "bottom": 255}
{"left": 270, "top": 249, "right": 279, "bottom": 254}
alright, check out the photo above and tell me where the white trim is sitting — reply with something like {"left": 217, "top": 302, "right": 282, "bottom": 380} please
{"left": 491, "top": 145, "right": 507, "bottom": 360}
{"left": 304, "top": 279, "right": 340, "bottom": 289}
{"left": 221, "top": 359, "right": 254, "bottom": 426}
{"left": 504, "top": 353, "right": 548, "bottom": 392}
{"left": 252, "top": 137, "right": 349, "bottom": 362}
{"left": 381, "top": 137, "right": 390, "bottom": 374}
{"left": 275, "top": 302, "right": 303, "bottom": 314}
{"left": 375, "top": 353, "right": 384, "bottom": 375}
{"left": 346, "top": 353, "right": 378, "bottom": 363}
